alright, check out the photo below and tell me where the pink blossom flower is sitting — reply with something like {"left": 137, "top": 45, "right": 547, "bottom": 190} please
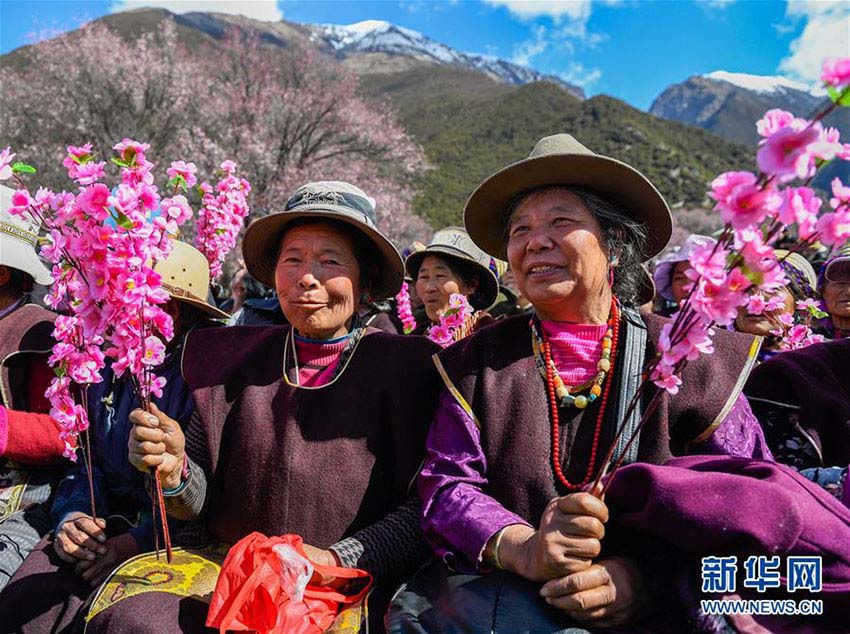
{"left": 756, "top": 109, "right": 797, "bottom": 138}
{"left": 76, "top": 184, "right": 111, "bottom": 220}
{"left": 427, "top": 324, "right": 454, "bottom": 348}
{"left": 756, "top": 124, "right": 821, "bottom": 183}
{"left": 764, "top": 294, "right": 787, "bottom": 312}
{"left": 166, "top": 161, "right": 198, "bottom": 188}
{"left": 796, "top": 298, "right": 822, "bottom": 312}
{"left": 809, "top": 126, "right": 844, "bottom": 163}
{"left": 710, "top": 171, "right": 781, "bottom": 229}
{"left": 821, "top": 57, "right": 850, "bottom": 89}
{"left": 746, "top": 294, "right": 767, "bottom": 315}
{"left": 113, "top": 138, "right": 150, "bottom": 167}
{"left": 0, "top": 147, "right": 16, "bottom": 181}
{"left": 141, "top": 335, "right": 165, "bottom": 366}
{"left": 220, "top": 160, "right": 237, "bottom": 174}
{"left": 816, "top": 208, "right": 850, "bottom": 246}
{"left": 779, "top": 187, "right": 821, "bottom": 240}
{"left": 830, "top": 178, "right": 850, "bottom": 210}
{"left": 395, "top": 282, "right": 417, "bottom": 334}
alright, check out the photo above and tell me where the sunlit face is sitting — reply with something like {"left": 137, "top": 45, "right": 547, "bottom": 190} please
{"left": 823, "top": 280, "right": 850, "bottom": 321}
{"left": 670, "top": 261, "right": 691, "bottom": 305}
{"left": 734, "top": 287, "right": 795, "bottom": 339}
{"left": 415, "top": 255, "right": 476, "bottom": 323}
{"left": 506, "top": 189, "right": 610, "bottom": 322}
{"left": 274, "top": 223, "right": 360, "bottom": 340}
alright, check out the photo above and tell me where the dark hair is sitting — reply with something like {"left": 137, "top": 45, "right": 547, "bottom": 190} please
{"left": 276, "top": 217, "right": 379, "bottom": 296}
{"left": 414, "top": 253, "right": 488, "bottom": 309}
{"left": 502, "top": 186, "right": 648, "bottom": 307}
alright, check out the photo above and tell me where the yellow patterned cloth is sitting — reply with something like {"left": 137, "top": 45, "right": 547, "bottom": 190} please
{"left": 86, "top": 546, "right": 367, "bottom": 633}
{"left": 0, "top": 461, "right": 29, "bottom": 522}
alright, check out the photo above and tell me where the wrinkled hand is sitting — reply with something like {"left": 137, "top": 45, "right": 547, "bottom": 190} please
{"left": 54, "top": 512, "right": 107, "bottom": 564}
{"left": 302, "top": 543, "right": 347, "bottom": 589}
{"left": 128, "top": 403, "right": 185, "bottom": 490}
{"left": 540, "top": 556, "right": 650, "bottom": 627}
{"left": 503, "top": 491, "right": 608, "bottom": 583}
{"left": 75, "top": 533, "right": 140, "bottom": 587}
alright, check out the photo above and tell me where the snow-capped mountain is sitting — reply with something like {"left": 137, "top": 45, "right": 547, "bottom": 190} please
{"left": 701, "top": 71, "right": 815, "bottom": 96}
{"left": 650, "top": 71, "right": 824, "bottom": 146}
{"left": 307, "top": 20, "right": 585, "bottom": 99}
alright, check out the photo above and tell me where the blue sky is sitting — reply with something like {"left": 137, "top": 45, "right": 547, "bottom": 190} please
{"left": 1, "top": 1, "right": 847, "bottom": 110}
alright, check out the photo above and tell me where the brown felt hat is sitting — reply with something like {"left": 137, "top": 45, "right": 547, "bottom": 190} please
{"left": 463, "top": 134, "right": 673, "bottom": 261}
{"left": 241, "top": 181, "right": 404, "bottom": 299}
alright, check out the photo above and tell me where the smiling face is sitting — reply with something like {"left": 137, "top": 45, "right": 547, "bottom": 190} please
{"left": 415, "top": 254, "right": 476, "bottom": 323}
{"left": 505, "top": 188, "right": 612, "bottom": 323}
{"left": 274, "top": 222, "right": 360, "bottom": 340}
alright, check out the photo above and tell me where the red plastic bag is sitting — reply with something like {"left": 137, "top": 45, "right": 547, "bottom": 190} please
{"left": 206, "top": 532, "right": 372, "bottom": 634}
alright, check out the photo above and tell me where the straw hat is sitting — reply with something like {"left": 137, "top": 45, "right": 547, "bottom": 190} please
{"left": 464, "top": 134, "right": 673, "bottom": 261}
{"left": 405, "top": 227, "right": 500, "bottom": 311}
{"left": 774, "top": 249, "right": 817, "bottom": 290}
{"left": 155, "top": 241, "right": 229, "bottom": 320}
{"left": 241, "top": 181, "right": 404, "bottom": 299}
{"left": 0, "top": 185, "right": 52, "bottom": 285}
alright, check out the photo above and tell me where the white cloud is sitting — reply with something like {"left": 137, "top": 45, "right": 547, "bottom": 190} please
{"left": 558, "top": 61, "right": 602, "bottom": 89}
{"left": 485, "top": 0, "right": 592, "bottom": 23}
{"left": 703, "top": 0, "right": 735, "bottom": 9}
{"left": 109, "top": 1, "right": 284, "bottom": 22}
{"left": 512, "top": 23, "right": 551, "bottom": 65}
{"left": 778, "top": 1, "right": 850, "bottom": 84}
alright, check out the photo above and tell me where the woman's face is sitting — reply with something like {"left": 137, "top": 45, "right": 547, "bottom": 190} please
{"left": 670, "top": 261, "right": 691, "bottom": 305}
{"left": 275, "top": 223, "right": 360, "bottom": 340}
{"left": 506, "top": 189, "right": 610, "bottom": 322}
{"left": 823, "top": 280, "right": 850, "bottom": 320}
{"left": 415, "top": 255, "right": 476, "bottom": 323}
{"left": 734, "top": 287, "right": 795, "bottom": 338}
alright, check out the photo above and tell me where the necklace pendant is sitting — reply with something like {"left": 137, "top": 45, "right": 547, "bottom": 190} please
{"left": 559, "top": 393, "right": 575, "bottom": 408}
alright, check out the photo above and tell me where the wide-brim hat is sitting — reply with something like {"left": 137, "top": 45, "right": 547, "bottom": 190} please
{"left": 242, "top": 181, "right": 404, "bottom": 299}
{"left": 774, "top": 249, "right": 818, "bottom": 291}
{"left": 653, "top": 234, "right": 717, "bottom": 302}
{"left": 154, "top": 241, "right": 229, "bottom": 320}
{"left": 0, "top": 185, "right": 53, "bottom": 285}
{"left": 824, "top": 243, "right": 850, "bottom": 283}
{"left": 464, "top": 134, "right": 673, "bottom": 262}
{"left": 405, "top": 226, "right": 499, "bottom": 311}
{"left": 825, "top": 257, "right": 850, "bottom": 282}
{"left": 637, "top": 264, "right": 656, "bottom": 307}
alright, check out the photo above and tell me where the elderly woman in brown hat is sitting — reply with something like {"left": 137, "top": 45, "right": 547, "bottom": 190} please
{"left": 0, "top": 241, "right": 229, "bottom": 632}
{"left": 406, "top": 227, "right": 499, "bottom": 338}
{"left": 71, "top": 182, "right": 441, "bottom": 634}
{"left": 390, "top": 135, "right": 772, "bottom": 633}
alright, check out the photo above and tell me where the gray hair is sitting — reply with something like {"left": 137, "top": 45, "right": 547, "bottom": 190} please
{"left": 503, "top": 186, "right": 648, "bottom": 307}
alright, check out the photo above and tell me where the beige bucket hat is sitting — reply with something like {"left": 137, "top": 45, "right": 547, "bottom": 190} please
{"left": 405, "top": 226, "right": 500, "bottom": 311}
{"left": 155, "top": 241, "right": 229, "bottom": 320}
{"left": 464, "top": 134, "right": 673, "bottom": 262}
{"left": 241, "top": 181, "right": 404, "bottom": 299}
{"left": 0, "top": 185, "right": 53, "bottom": 285}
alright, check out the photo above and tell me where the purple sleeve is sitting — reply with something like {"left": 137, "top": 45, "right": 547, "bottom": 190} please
{"left": 418, "top": 389, "right": 531, "bottom": 573}
{"left": 699, "top": 393, "right": 774, "bottom": 461}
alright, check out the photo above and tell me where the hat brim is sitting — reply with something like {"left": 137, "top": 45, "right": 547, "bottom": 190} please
{"left": 826, "top": 256, "right": 850, "bottom": 282}
{"left": 0, "top": 240, "right": 53, "bottom": 285}
{"left": 464, "top": 153, "right": 672, "bottom": 262}
{"left": 405, "top": 247, "right": 499, "bottom": 311}
{"left": 242, "top": 206, "right": 404, "bottom": 300}
{"left": 168, "top": 292, "right": 230, "bottom": 321}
